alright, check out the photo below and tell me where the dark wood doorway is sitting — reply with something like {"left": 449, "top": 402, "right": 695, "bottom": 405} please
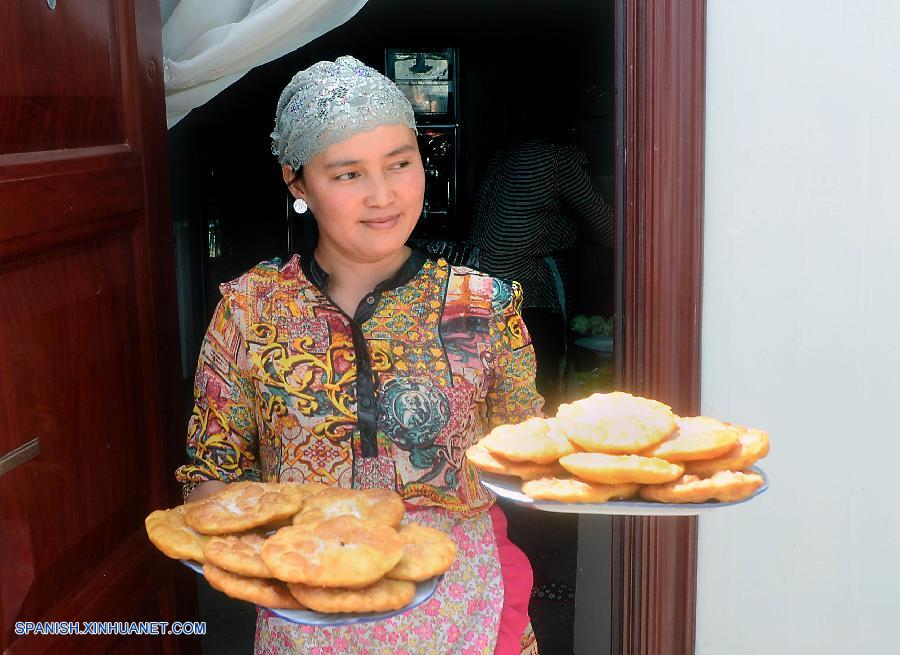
{"left": 0, "top": 1, "right": 194, "bottom": 653}
{"left": 613, "top": 1, "right": 706, "bottom": 653}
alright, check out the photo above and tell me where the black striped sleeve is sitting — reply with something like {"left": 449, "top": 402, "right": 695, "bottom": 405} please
{"left": 556, "top": 145, "right": 614, "bottom": 248}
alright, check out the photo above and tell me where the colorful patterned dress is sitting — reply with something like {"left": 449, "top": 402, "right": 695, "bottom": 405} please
{"left": 176, "top": 251, "right": 543, "bottom": 654}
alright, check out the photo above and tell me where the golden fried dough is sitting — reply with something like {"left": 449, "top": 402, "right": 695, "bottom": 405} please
{"left": 521, "top": 477, "right": 640, "bottom": 503}
{"left": 556, "top": 392, "right": 676, "bottom": 454}
{"left": 203, "top": 533, "right": 271, "bottom": 578}
{"left": 643, "top": 416, "right": 740, "bottom": 461}
{"left": 292, "top": 487, "right": 405, "bottom": 529}
{"left": 184, "top": 481, "right": 303, "bottom": 535}
{"left": 288, "top": 578, "right": 416, "bottom": 614}
{"left": 145, "top": 505, "right": 210, "bottom": 562}
{"left": 559, "top": 452, "right": 684, "bottom": 484}
{"left": 638, "top": 469, "right": 764, "bottom": 503}
{"left": 386, "top": 523, "right": 457, "bottom": 582}
{"left": 276, "top": 481, "right": 328, "bottom": 504}
{"left": 479, "top": 417, "right": 576, "bottom": 464}
{"left": 261, "top": 516, "right": 404, "bottom": 589}
{"left": 203, "top": 563, "right": 304, "bottom": 610}
{"left": 465, "top": 442, "right": 567, "bottom": 480}
{"left": 683, "top": 426, "right": 769, "bottom": 477}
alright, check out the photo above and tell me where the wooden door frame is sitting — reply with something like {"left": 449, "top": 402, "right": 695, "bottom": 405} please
{"left": 0, "top": 1, "right": 195, "bottom": 652}
{"left": 613, "top": 1, "right": 706, "bottom": 653}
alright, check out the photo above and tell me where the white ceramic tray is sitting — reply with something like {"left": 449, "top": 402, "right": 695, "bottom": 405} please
{"left": 181, "top": 560, "right": 441, "bottom": 626}
{"left": 480, "top": 466, "right": 768, "bottom": 516}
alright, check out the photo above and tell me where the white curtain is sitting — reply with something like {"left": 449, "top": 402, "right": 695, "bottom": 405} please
{"left": 163, "top": 0, "right": 369, "bottom": 128}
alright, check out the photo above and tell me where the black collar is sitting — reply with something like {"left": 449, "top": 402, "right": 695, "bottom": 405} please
{"left": 300, "top": 248, "right": 428, "bottom": 295}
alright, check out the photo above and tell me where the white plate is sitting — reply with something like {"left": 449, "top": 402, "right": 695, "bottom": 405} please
{"left": 574, "top": 336, "right": 614, "bottom": 353}
{"left": 268, "top": 577, "right": 441, "bottom": 626}
{"left": 480, "top": 466, "right": 768, "bottom": 516}
{"left": 181, "top": 559, "right": 204, "bottom": 575}
{"left": 181, "top": 560, "right": 441, "bottom": 626}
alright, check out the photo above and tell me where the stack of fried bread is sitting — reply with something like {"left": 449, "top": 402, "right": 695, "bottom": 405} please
{"left": 145, "top": 483, "right": 456, "bottom": 614}
{"left": 466, "top": 391, "right": 769, "bottom": 504}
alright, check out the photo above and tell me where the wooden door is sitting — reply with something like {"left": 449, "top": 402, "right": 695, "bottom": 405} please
{"left": 612, "top": 1, "right": 706, "bottom": 653}
{"left": 0, "top": 1, "right": 193, "bottom": 653}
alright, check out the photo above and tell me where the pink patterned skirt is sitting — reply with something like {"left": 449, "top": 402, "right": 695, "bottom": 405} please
{"left": 254, "top": 505, "right": 538, "bottom": 655}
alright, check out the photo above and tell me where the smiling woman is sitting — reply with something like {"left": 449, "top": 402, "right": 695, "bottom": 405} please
{"left": 176, "top": 56, "right": 544, "bottom": 654}
{"left": 282, "top": 125, "right": 426, "bottom": 314}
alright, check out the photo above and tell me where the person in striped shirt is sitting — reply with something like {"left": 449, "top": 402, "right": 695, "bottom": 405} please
{"left": 469, "top": 138, "right": 613, "bottom": 411}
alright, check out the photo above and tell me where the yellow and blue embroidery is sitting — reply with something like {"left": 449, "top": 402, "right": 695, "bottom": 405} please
{"left": 176, "top": 255, "right": 543, "bottom": 514}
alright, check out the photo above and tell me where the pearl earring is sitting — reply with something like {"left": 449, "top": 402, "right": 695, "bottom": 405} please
{"left": 293, "top": 198, "right": 308, "bottom": 214}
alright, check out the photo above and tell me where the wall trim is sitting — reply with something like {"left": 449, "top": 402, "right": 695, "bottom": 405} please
{"left": 613, "top": 1, "right": 706, "bottom": 653}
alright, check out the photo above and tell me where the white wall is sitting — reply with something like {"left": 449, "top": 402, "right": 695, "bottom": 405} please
{"left": 699, "top": 2, "right": 900, "bottom": 653}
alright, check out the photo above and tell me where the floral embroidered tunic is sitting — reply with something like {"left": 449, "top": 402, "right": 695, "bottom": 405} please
{"left": 176, "top": 251, "right": 543, "bottom": 654}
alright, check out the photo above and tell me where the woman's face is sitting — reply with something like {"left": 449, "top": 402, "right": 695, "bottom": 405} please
{"left": 284, "top": 124, "right": 424, "bottom": 265}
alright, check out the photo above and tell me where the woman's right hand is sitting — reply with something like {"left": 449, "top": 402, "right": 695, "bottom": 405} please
{"left": 185, "top": 480, "right": 228, "bottom": 504}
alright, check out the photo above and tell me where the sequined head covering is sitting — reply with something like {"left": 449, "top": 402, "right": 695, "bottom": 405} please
{"left": 271, "top": 55, "right": 417, "bottom": 170}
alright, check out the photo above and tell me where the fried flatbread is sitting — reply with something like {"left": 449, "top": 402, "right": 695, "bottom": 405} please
{"left": 288, "top": 578, "right": 416, "bottom": 614}
{"left": 643, "top": 416, "right": 740, "bottom": 461}
{"left": 203, "top": 533, "right": 271, "bottom": 578}
{"left": 277, "top": 481, "right": 328, "bottom": 504}
{"left": 262, "top": 516, "right": 404, "bottom": 589}
{"left": 386, "top": 523, "right": 457, "bottom": 582}
{"left": 145, "top": 505, "right": 209, "bottom": 562}
{"left": 683, "top": 426, "right": 769, "bottom": 477}
{"left": 479, "top": 417, "right": 576, "bottom": 464}
{"left": 521, "top": 477, "right": 640, "bottom": 503}
{"left": 184, "top": 481, "right": 303, "bottom": 535}
{"left": 203, "top": 563, "right": 304, "bottom": 610}
{"left": 559, "top": 452, "right": 684, "bottom": 484}
{"left": 639, "top": 469, "right": 764, "bottom": 503}
{"left": 292, "top": 487, "right": 404, "bottom": 529}
{"left": 556, "top": 392, "right": 676, "bottom": 454}
{"left": 465, "top": 442, "right": 567, "bottom": 480}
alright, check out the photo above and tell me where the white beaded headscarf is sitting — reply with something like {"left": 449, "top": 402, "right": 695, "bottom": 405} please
{"left": 272, "top": 55, "right": 417, "bottom": 170}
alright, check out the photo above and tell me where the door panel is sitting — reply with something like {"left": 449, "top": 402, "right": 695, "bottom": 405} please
{"left": 0, "top": 147, "right": 143, "bottom": 256}
{"left": 0, "top": 1, "right": 191, "bottom": 652}
{"left": 0, "top": 1, "right": 123, "bottom": 153}
{"left": 4, "top": 531, "right": 184, "bottom": 655}
{"left": 0, "top": 236, "right": 145, "bottom": 610}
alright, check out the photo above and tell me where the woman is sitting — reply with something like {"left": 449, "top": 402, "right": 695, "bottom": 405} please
{"left": 175, "top": 56, "right": 543, "bottom": 655}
